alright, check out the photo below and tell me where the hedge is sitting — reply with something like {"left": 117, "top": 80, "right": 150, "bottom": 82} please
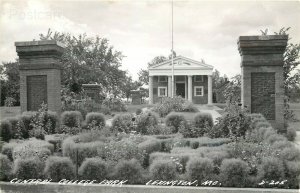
{"left": 113, "top": 159, "right": 144, "bottom": 184}
{"left": 165, "top": 113, "right": 187, "bottom": 133}
{"left": 61, "top": 111, "right": 83, "bottom": 128}
{"left": 44, "top": 156, "right": 75, "bottom": 181}
{"left": 13, "top": 158, "right": 44, "bottom": 179}
{"left": 86, "top": 112, "right": 106, "bottom": 128}
{"left": 149, "top": 159, "right": 178, "bottom": 180}
{"left": 78, "top": 158, "right": 108, "bottom": 181}
{"left": 0, "top": 154, "right": 12, "bottom": 181}
{"left": 186, "top": 157, "right": 215, "bottom": 182}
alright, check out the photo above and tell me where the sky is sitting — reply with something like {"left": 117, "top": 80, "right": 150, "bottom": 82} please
{"left": 1, "top": 0, "right": 300, "bottom": 80}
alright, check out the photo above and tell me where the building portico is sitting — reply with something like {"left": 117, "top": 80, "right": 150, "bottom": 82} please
{"left": 148, "top": 56, "right": 213, "bottom": 105}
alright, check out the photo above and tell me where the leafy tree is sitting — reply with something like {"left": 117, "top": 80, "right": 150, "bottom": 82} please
{"left": 0, "top": 61, "right": 20, "bottom": 106}
{"left": 39, "top": 29, "right": 126, "bottom": 97}
{"left": 223, "top": 74, "right": 241, "bottom": 105}
{"left": 121, "top": 75, "right": 141, "bottom": 101}
{"left": 138, "top": 69, "right": 149, "bottom": 86}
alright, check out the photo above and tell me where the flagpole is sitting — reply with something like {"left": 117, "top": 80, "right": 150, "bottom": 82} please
{"left": 171, "top": 0, "right": 174, "bottom": 98}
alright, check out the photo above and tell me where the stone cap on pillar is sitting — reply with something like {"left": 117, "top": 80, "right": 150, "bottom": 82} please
{"left": 238, "top": 35, "right": 288, "bottom": 55}
{"left": 15, "top": 40, "right": 65, "bottom": 69}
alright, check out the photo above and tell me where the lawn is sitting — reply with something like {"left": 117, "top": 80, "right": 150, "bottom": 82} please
{"left": 0, "top": 106, "right": 21, "bottom": 121}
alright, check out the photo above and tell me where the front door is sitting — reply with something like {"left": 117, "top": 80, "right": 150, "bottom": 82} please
{"left": 176, "top": 83, "right": 185, "bottom": 98}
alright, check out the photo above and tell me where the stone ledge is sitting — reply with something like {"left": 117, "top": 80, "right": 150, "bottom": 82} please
{"left": 15, "top": 40, "right": 65, "bottom": 48}
{"left": 19, "top": 63, "right": 61, "bottom": 70}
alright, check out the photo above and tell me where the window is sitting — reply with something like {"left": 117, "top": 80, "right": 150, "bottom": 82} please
{"left": 158, "top": 87, "right": 167, "bottom": 97}
{"left": 194, "top": 75, "right": 204, "bottom": 82}
{"left": 194, "top": 86, "right": 204, "bottom": 96}
{"left": 158, "top": 76, "right": 167, "bottom": 82}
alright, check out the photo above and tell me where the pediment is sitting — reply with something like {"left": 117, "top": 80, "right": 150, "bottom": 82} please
{"left": 149, "top": 56, "right": 213, "bottom": 70}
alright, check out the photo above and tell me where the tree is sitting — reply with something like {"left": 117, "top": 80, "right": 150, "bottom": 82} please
{"left": 0, "top": 61, "right": 20, "bottom": 106}
{"left": 39, "top": 29, "right": 126, "bottom": 97}
{"left": 138, "top": 69, "right": 149, "bottom": 86}
{"left": 223, "top": 74, "right": 241, "bottom": 105}
{"left": 148, "top": 55, "right": 167, "bottom": 67}
{"left": 121, "top": 75, "right": 141, "bottom": 101}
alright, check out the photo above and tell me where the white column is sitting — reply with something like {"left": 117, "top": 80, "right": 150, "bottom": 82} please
{"left": 208, "top": 75, "right": 212, "bottom": 105}
{"left": 188, "top": 75, "right": 193, "bottom": 102}
{"left": 185, "top": 76, "right": 188, "bottom": 100}
{"left": 149, "top": 76, "right": 154, "bottom": 105}
{"left": 168, "top": 76, "right": 172, "bottom": 97}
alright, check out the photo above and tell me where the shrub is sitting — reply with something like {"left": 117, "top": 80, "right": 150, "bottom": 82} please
{"left": 193, "top": 112, "right": 214, "bottom": 129}
{"left": 165, "top": 113, "right": 187, "bottom": 133}
{"left": 6, "top": 116, "right": 21, "bottom": 139}
{"left": 1, "top": 142, "right": 18, "bottom": 161}
{"left": 4, "top": 97, "right": 16, "bottom": 107}
{"left": 153, "top": 96, "right": 185, "bottom": 117}
{"left": 136, "top": 111, "right": 159, "bottom": 135}
{"left": 86, "top": 112, "right": 106, "bottom": 128}
{"left": 219, "top": 158, "right": 249, "bottom": 187}
{"left": 13, "top": 158, "right": 44, "bottom": 179}
{"left": 102, "top": 98, "right": 128, "bottom": 112}
{"left": 29, "top": 127, "right": 46, "bottom": 140}
{"left": 138, "top": 139, "right": 162, "bottom": 167}
{"left": 182, "top": 102, "right": 199, "bottom": 112}
{"left": 286, "top": 127, "right": 296, "bottom": 141}
{"left": 186, "top": 157, "right": 215, "bottom": 182}
{"left": 257, "top": 157, "right": 285, "bottom": 181}
{"left": 43, "top": 111, "right": 59, "bottom": 134}
{"left": 149, "top": 159, "right": 178, "bottom": 180}
{"left": 20, "top": 111, "right": 36, "bottom": 138}
{"left": 61, "top": 111, "right": 83, "bottom": 128}
{"left": 0, "top": 154, "right": 12, "bottom": 180}
{"left": 13, "top": 139, "right": 53, "bottom": 161}
{"left": 279, "top": 147, "right": 300, "bottom": 162}
{"left": 136, "top": 108, "right": 142, "bottom": 115}
{"left": 212, "top": 104, "right": 252, "bottom": 139}
{"left": 265, "top": 133, "right": 286, "bottom": 145}
{"left": 0, "top": 120, "right": 12, "bottom": 142}
{"left": 285, "top": 161, "right": 300, "bottom": 189}
{"left": 44, "top": 156, "right": 75, "bottom": 182}
{"left": 79, "top": 158, "right": 108, "bottom": 181}
{"left": 62, "top": 138, "right": 103, "bottom": 165}
{"left": 190, "top": 141, "right": 199, "bottom": 149}
{"left": 100, "top": 138, "right": 144, "bottom": 164}
{"left": 205, "top": 151, "right": 229, "bottom": 167}
{"left": 111, "top": 113, "right": 133, "bottom": 133}
{"left": 113, "top": 159, "right": 144, "bottom": 184}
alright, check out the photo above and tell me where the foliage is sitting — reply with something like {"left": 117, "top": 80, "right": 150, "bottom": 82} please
{"left": 4, "top": 97, "right": 16, "bottom": 107}
{"left": 210, "top": 104, "right": 251, "bottom": 139}
{"left": 12, "top": 139, "right": 53, "bottom": 161}
{"left": 138, "top": 139, "right": 162, "bottom": 167}
{"left": 153, "top": 96, "right": 185, "bottom": 117}
{"left": 219, "top": 158, "right": 249, "bottom": 187}
{"left": 0, "top": 154, "right": 12, "bottom": 181}
{"left": 20, "top": 111, "right": 36, "bottom": 138}
{"left": 1, "top": 142, "right": 18, "bottom": 161}
{"left": 0, "top": 120, "right": 12, "bottom": 142}
{"left": 39, "top": 29, "right": 126, "bottom": 97}
{"left": 149, "top": 159, "right": 178, "bottom": 180}
{"left": 111, "top": 113, "right": 134, "bottom": 133}
{"left": 186, "top": 157, "right": 215, "bottom": 182}
{"left": 165, "top": 113, "right": 187, "bottom": 133}
{"left": 61, "top": 111, "right": 83, "bottom": 128}
{"left": 102, "top": 97, "right": 128, "bottom": 112}
{"left": 44, "top": 156, "right": 75, "bottom": 181}
{"left": 136, "top": 111, "right": 159, "bottom": 135}
{"left": 193, "top": 112, "right": 214, "bottom": 133}
{"left": 0, "top": 61, "right": 20, "bottom": 106}
{"left": 223, "top": 74, "right": 241, "bottom": 104}
{"left": 13, "top": 158, "right": 44, "bottom": 179}
{"left": 62, "top": 137, "right": 102, "bottom": 165}
{"left": 138, "top": 69, "right": 149, "bottom": 86}
{"left": 113, "top": 159, "right": 144, "bottom": 184}
{"left": 136, "top": 108, "right": 142, "bottom": 115}
{"left": 257, "top": 157, "right": 285, "bottom": 181}
{"left": 286, "top": 127, "right": 296, "bottom": 141}
{"left": 86, "top": 112, "right": 106, "bottom": 128}
{"left": 78, "top": 158, "right": 108, "bottom": 181}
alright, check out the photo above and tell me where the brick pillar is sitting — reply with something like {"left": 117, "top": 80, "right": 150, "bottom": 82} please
{"left": 238, "top": 35, "right": 288, "bottom": 133}
{"left": 149, "top": 76, "right": 154, "bottom": 105}
{"left": 16, "top": 40, "right": 65, "bottom": 113}
{"left": 188, "top": 75, "right": 193, "bottom": 102}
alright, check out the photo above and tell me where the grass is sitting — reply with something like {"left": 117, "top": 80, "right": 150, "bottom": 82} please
{"left": 0, "top": 106, "right": 21, "bottom": 121}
